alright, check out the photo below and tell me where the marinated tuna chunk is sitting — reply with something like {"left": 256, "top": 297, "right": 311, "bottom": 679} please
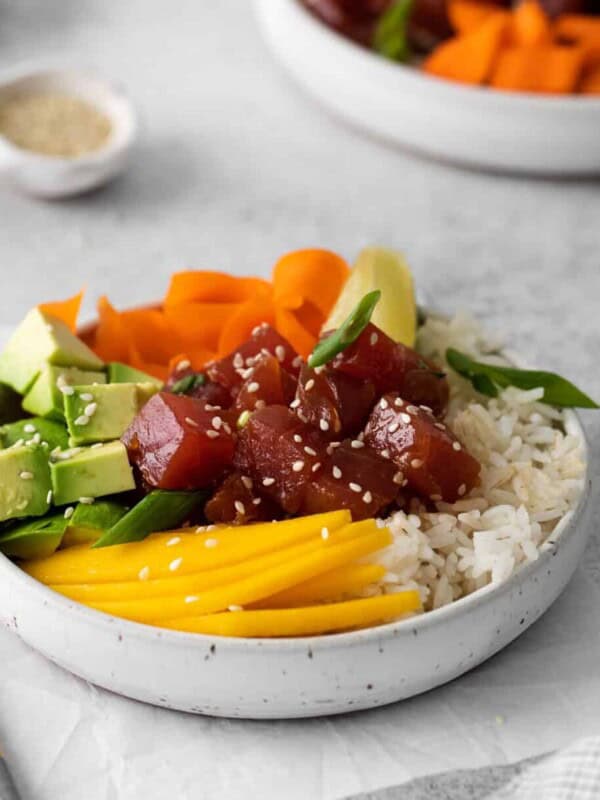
{"left": 364, "top": 393, "right": 480, "bottom": 503}
{"left": 234, "top": 353, "right": 296, "bottom": 414}
{"left": 205, "top": 472, "right": 281, "bottom": 525}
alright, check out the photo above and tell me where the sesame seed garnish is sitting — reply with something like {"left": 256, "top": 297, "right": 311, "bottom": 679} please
{"left": 211, "top": 416, "right": 223, "bottom": 430}
{"left": 393, "top": 472, "right": 404, "bottom": 484}
{"left": 74, "top": 414, "right": 90, "bottom": 426}
{"left": 332, "top": 466, "right": 342, "bottom": 479}
{"left": 239, "top": 367, "right": 254, "bottom": 380}
{"left": 380, "top": 398, "right": 388, "bottom": 410}
{"left": 91, "top": 442, "right": 104, "bottom": 449}
{"left": 79, "top": 392, "right": 94, "bottom": 402}
{"left": 12, "top": 439, "right": 25, "bottom": 449}
{"left": 204, "top": 538, "right": 218, "bottom": 548}
{"left": 304, "top": 446, "right": 317, "bottom": 456}
{"left": 321, "top": 527, "right": 330, "bottom": 540}
{"left": 166, "top": 536, "right": 181, "bottom": 547}
{"left": 206, "top": 429, "right": 219, "bottom": 439}
{"left": 290, "top": 398, "right": 301, "bottom": 409}
{"left": 458, "top": 483, "right": 467, "bottom": 496}
{"left": 59, "top": 385, "right": 75, "bottom": 396}
{"left": 292, "top": 460, "right": 305, "bottom": 472}
{"left": 233, "top": 352, "right": 244, "bottom": 369}
{"left": 406, "top": 405, "right": 419, "bottom": 414}
{"left": 453, "top": 441, "right": 462, "bottom": 451}
{"left": 228, "top": 604, "right": 244, "bottom": 612}
{"left": 275, "top": 345, "right": 286, "bottom": 362}
{"left": 434, "top": 422, "right": 446, "bottom": 430}
{"left": 79, "top": 496, "right": 95, "bottom": 505}
{"left": 254, "top": 401, "right": 266, "bottom": 411}
{"left": 241, "top": 475, "right": 253, "bottom": 490}
{"left": 297, "top": 411, "right": 309, "bottom": 423}
{"left": 247, "top": 381, "right": 260, "bottom": 393}
{"left": 31, "top": 433, "right": 41, "bottom": 445}
{"left": 19, "top": 471, "right": 33, "bottom": 480}
{"left": 138, "top": 566, "right": 150, "bottom": 581}
{"left": 362, "top": 491, "right": 373, "bottom": 504}
{"left": 400, "top": 413, "right": 411, "bottom": 424}
{"left": 292, "top": 356, "right": 303, "bottom": 368}
{"left": 262, "top": 477, "right": 275, "bottom": 486}
{"left": 349, "top": 482, "right": 362, "bottom": 493}
{"left": 402, "top": 478, "right": 409, "bottom": 487}
{"left": 420, "top": 405, "right": 433, "bottom": 414}
{"left": 319, "top": 419, "right": 329, "bottom": 432}
{"left": 183, "top": 416, "right": 198, "bottom": 428}
{"left": 223, "top": 421, "right": 233, "bottom": 433}
{"left": 410, "top": 458, "right": 423, "bottom": 469}
{"left": 64, "top": 506, "right": 75, "bottom": 519}
{"left": 394, "top": 398, "right": 404, "bottom": 408}
{"left": 46, "top": 490, "right": 53, "bottom": 504}
{"left": 293, "top": 434, "right": 303, "bottom": 443}
{"left": 169, "top": 557, "right": 183, "bottom": 572}
{"left": 177, "top": 359, "right": 191, "bottom": 371}
{"left": 388, "top": 422, "right": 399, "bottom": 433}
{"left": 314, "top": 365, "right": 325, "bottom": 375}
{"left": 253, "top": 497, "right": 262, "bottom": 505}
{"left": 351, "top": 440, "right": 364, "bottom": 449}
{"left": 312, "top": 462, "right": 321, "bottom": 472}
{"left": 185, "top": 595, "right": 199, "bottom": 604}
{"left": 305, "top": 379, "right": 315, "bottom": 391}
{"left": 234, "top": 500, "right": 246, "bottom": 515}
{"left": 23, "top": 423, "right": 36, "bottom": 434}
{"left": 204, "top": 404, "right": 222, "bottom": 411}
{"left": 251, "top": 325, "right": 262, "bottom": 336}
{"left": 370, "top": 332, "right": 379, "bottom": 346}
{"left": 381, "top": 449, "right": 390, "bottom": 459}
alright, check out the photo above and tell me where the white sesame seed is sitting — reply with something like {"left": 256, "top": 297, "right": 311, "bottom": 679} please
{"left": 293, "top": 434, "right": 303, "bottom": 443}
{"left": 251, "top": 325, "right": 262, "bottom": 336}
{"left": 262, "top": 477, "right": 275, "bottom": 486}
{"left": 239, "top": 367, "right": 254, "bottom": 380}
{"left": 19, "top": 471, "right": 33, "bottom": 480}
{"left": 351, "top": 440, "right": 365, "bottom": 449}
{"left": 362, "top": 491, "right": 373, "bottom": 504}
{"left": 290, "top": 398, "right": 301, "bottom": 409}
{"left": 292, "top": 356, "right": 303, "bottom": 368}
{"left": 406, "top": 405, "right": 419, "bottom": 414}
{"left": 185, "top": 595, "right": 199, "bottom": 604}
{"left": 458, "top": 483, "right": 467, "bottom": 496}
{"left": 46, "top": 490, "right": 53, "bottom": 504}
{"left": 311, "top": 462, "right": 321, "bottom": 472}
{"left": 204, "top": 404, "right": 222, "bottom": 411}
{"left": 420, "top": 405, "right": 433, "bottom": 414}
{"left": 64, "top": 506, "right": 75, "bottom": 519}
{"left": 380, "top": 398, "right": 388, "bottom": 410}
{"left": 31, "top": 432, "right": 41, "bottom": 445}
{"left": 79, "top": 496, "right": 95, "bottom": 505}
{"left": 241, "top": 475, "right": 253, "bottom": 490}
{"left": 74, "top": 414, "right": 90, "bottom": 426}
{"left": 410, "top": 458, "right": 423, "bottom": 469}
{"left": 169, "top": 557, "right": 183, "bottom": 572}
{"left": 233, "top": 352, "right": 244, "bottom": 369}
{"left": 292, "top": 460, "right": 305, "bottom": 472}
{"left": 275, "top": 345, "right": 286, "bottom": 362}
{"left": 253, "top": 497, "right": 262, "bottom": 505}
{"left": 234, "top": 500, "right": 246, "bottom": 515}
{"left": 211, "top": 416, "right": 223, "bottom": 430}
{"left": 434, "top": 422, "right": 446, "bottom": 430}
{"left": 388, "top": 422, "right": 399, "bottom": 434}
{"left": 247, "top": 381, "right": 260, "bottom": 394}
{"left": 370, "top": 332, "right": 379, "bottom": 346}
{"left": 177, "top": 359, "right": 191, "bottom": 371}
{"left": 23, "top": 423, "right": 36, "bottom": 434}
{"left": 91, "top": 442, "right": 104, "bottom": 449}
{"left": 394, "top": 398, "right": 404, "bottom": 408}
{"left": 393, "top": 472, "right": 404, "bottom": 484}
{"left": 138, "top": 566, "right": 150, "bottom": 581}
{"left": 166, "top": 536, "right": 181, "bottom": 547}
{"left": 400, "top": 413, "right": 412, "bottom": 424}
{"left": 79, "top": 392, "right": 94, "bottom": 402}
{"left": 206, "top": 429, "right": 219, "bottom": 439}
{"left": 319, "top": 419, "right": 329, "bottom": 432}
{"left": 381, "top": 449, "right": 391, "bottom": 459}
{"left": 349, "top": 482, "right": 362, "bottom": 493}
{"left": 305, "top": 379, "right": 315, "bottom": 391}
{"left": 12, "top": 439, "right": 25, "bottom": 449}
{"left": 314, "top": 365, "right": 325, "bottom": 375}
{"left": 228, "top": 604, "right": 244, "bottom": 612}
{"left": 453, "top": 441, "right": 462, "bottom": 451}
{"left": 59, "top": 385, "right": 75, "bottom": 396}
{"left": 185, "top": 416, "right": 199, "bottom": 427}
{"left": 332, "top": 466, "right": 342, "bottom": 479}
{"left": 297, "top": 411, "right": 309, "bottom": 424}
{"left": 402, "top": 478, "right": 409, "bottom": 487}
{"left": 204, "top": 538, "right": 219, "bottom": 548}
{"left": 84, "top": 402, "right": 97, "bottom": 417}
{"left": 321, "top": 527, "right": 330, "bottom": 540}
{"left": 304, "top": 446, "right": 317, "bottom": 456}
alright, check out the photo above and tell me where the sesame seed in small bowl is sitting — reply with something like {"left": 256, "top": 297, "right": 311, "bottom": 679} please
{"left": 0, "top": 66, "right": 138, "bottom": 199}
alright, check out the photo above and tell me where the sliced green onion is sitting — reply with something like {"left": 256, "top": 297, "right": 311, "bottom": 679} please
{"left": 171, "top": 373, "right": 206, "bottom": 395}
{"left": 373, "top": 0, "right": 413, "bottom": 63}
{"left": 308, "top": 290, "right": 382, "bottom": 369}
{"left": 237, "top": 410, "right": 252, "bottom": 429}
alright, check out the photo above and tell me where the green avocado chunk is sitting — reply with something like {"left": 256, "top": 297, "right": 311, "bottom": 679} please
{"left": 50, "top": 441, "right": 135, "bottom": 506}
{"left": 62, "top": 499, "right": 129, "bottom": 546}
{"left": 0, "top": 308, "right": 104, "bottom": 395}
{"left": 0, "top": 512, "right": 69, "bottom": 559}
{"left": 0, "top": 444, "right": 52, "bottom": 522}
{"left": 108, "top": 362, "right": 163, "bottom": 388}
{"left": 64, "top": 382, "right": 159, "bottom": 446}
{"left": 1, "top": 417, "right": 69, "bottom": 452}
{"left": 22, "top": 364, "right": 107, "bottom": 421}
{"left": 93, "top": 489, "right": 207, "bottom": 548}
{"left": 0, "top": 383, "right": 24, "bottom": 425}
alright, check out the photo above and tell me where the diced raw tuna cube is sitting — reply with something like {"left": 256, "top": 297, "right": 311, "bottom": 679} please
{"left": 204, "top": 472, "right": 281, "bottom": 525}
{"left": 364, "top": 392, "right": 480, "bottom": 503}
{"left": 234, "top": 353, "right": 296, "bottom": 414}
{"left": 301, "top": 440, "right": 399, "bottom": 520}
{"left": 122, "top": 392, "right": 236, "bottom": 490}
{"left": 234, "top": 405, "right": 326, "bottom": 514}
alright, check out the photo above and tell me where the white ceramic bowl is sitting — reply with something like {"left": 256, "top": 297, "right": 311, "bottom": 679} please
{"left": 255, "top": 0, "right": 600, "bottom": 176}
{"left": 0, "top": 67, "right": 137, "bottom": 199}
{"left": 0, "top": 412, "right": 592, "bottom": 719}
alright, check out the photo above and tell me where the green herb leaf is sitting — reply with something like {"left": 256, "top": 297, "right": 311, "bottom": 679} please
{"left": 373, "top": 0, "right": 413, "bottom": 62}
{"left": 446, "top": 348, "right": 599, "bottom": 409}
{"left": 308, "top": 290, "right": 382, "bottom": 369}
{"left": 171, "top": 373, "right": 206, "bottom": 395}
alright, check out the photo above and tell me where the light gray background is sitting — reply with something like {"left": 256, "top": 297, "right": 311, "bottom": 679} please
{"left": 0, "top": 2, "right": 599, "bottom": 799}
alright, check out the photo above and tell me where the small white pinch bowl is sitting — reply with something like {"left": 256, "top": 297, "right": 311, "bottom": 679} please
{"left": 255, "top": 0, "right": 600, "bottom": 176}
{"left": 0, "top": 407, "right": 592, "bottom": 719}
{"left": 0, "top": 67, "right": 137, "bottom": 199}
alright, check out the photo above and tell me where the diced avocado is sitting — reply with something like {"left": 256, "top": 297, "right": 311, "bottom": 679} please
{"left": 1, "top": 417, "right": 69, "bottom": 452}
{"left": 0, "top": 383, "right": 24, "bottom": 425}
{"left": 0, "top": 513, "right": 69, "bottom": 559}
{"left": 0, "top": 308, "right": 104, "bottom": 394}
{"left": 50, "top": 441, "right": 135, "bottom": 506}
{"left": 62, "top": 499, "right": 128, "bottom": 547}
{"left": 64, "top": 382, "right": 160, "bottom": 446}
{"left": 108, "top": 362, "right": 163, "bottom": 388}
{"left": 0, "top": 445, "right": 52, "bottom": 522}
{"left": 94, "top": 490, "right": 206, "bottom": 548}
{"left": 22, "top": 364, "right": 106, "bottom": 421}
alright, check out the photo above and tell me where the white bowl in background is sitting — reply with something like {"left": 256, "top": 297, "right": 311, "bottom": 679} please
{"left": 0, "top": 67, "right": 137, "bottom": 199}
{"left": 255, "top": 0, "right": 600, "bottom": 176}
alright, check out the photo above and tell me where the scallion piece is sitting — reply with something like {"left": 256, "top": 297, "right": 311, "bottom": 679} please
{"left": 308, "top": 290, "right": 381, "bottom": 369}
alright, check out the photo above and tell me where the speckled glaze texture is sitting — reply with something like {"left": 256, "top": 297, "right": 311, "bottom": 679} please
{"left": 0, "top": 410, "right": 592, "bottom": 719}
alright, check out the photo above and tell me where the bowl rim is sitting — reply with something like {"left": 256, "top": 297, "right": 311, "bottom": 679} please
{"left": 0, "top": 307, "right": 592, "bottom": 652}
{"left": 278, "top": 0, "right": 600, "bottom": 111}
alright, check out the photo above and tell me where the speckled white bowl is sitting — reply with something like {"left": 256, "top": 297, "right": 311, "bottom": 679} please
{"left": 0, "top": 411, "right": 592, "bottom": 719}
{"left": 0, "top": 67, "right": 137, "bottom": 198}
{"left": 256, "top": 0, "right": 600, "bottom": 176}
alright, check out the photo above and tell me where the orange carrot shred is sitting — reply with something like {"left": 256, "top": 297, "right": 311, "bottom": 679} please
{"left": 555, "top": 15, "right": 600, "bottom": 69}
{"left": 165, "top": 272, "right": 270, "bottom": 307}
{"left": 272, "top": 249, "right": 350, "bottom": 319}
{"left": 448, "top": 0, "right": 507, "bottom": 34}
{"left": 217, "top": 291, "right": 277, "bottom": 358}
{"left": 510, "top": 0, "right": 552, "bottom": 47}
{"left": 39, "top": 291, "right": 83, "bottom": 332}
{"left": 491, "top": 45, "right": 584, "bottom": 93}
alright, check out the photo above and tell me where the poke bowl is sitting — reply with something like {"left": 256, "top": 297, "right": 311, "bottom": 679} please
{"left": 0, "top": 247, "right": 595, "bottom": 718}
{"left": 255, "top": 0, "right": 600, "bottom": 175}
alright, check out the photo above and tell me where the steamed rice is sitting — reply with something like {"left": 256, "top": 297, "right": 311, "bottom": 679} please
{"left": 370, "top": 312, "right": 586, "bottom": 611}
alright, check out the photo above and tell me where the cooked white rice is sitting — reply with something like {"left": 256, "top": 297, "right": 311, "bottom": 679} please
{"left": 369, "top": 312, "right": 586, "bottom": 611}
